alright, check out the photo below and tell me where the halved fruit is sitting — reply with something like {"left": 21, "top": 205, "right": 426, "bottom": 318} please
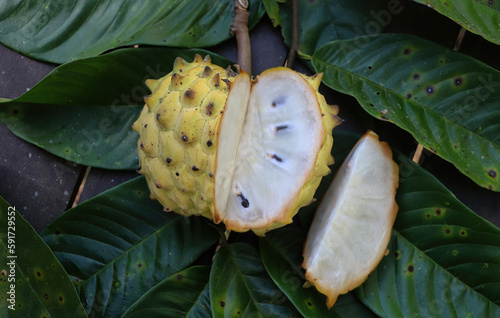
{"left": 302, "top": 131, "right": 399, "bottom": 307}
{"left": 133, "top": 56, "right": 341, "bottom": 235}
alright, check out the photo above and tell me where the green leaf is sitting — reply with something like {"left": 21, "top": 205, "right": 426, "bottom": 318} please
{"left": 122, "top": 265, "right": 212, "bottom": 318}
{"left": 262, "top": 0, "right": 282, "bottom": 27}
{"left": 210, "top": 242, "right": 301, "bottom": 318}
{"left": 356, "top": 231, "right": 500, "bottom": 317}
{"left": 0, "top": 0, "right": 265, "bottom": 64}
{"left": 276, "top": 0, "right": 389, "bottom": 57}
{"left": 40, "top": 176, "right": 220, "bottom": 318}
{"left": 260, "top": 227, "right": 377, "bottom": 317}
{"left": 0, "top": 48, "right": 233, "bottom": 170}
{"left": 313, "top": 34, "right": 500, "bottom": 191}
{"left": 413, "top": 0, "right": 500, "bottom": 44}
{"left": 0, "top": 197, "right": 87, "bottom": 318}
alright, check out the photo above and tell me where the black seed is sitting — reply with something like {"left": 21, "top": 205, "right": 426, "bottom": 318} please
{"left": 413, "top": 73, "right": 420, "bottom": 80}
{"left": 209, "top": 173, "right": 213, "bottom": 178}
{"left": 408, "top": 265, "right": 414, "bottom": 273}
{"left": 460, "top": 231, "right": 466, "bottom": 236}
{"left": 487, "top": 169, "right": 497, "bottom": 178}
{"left": 376, "top": 91, "right": 380, "bottom": 95}
{"left": 207, "top": 140, "right": 213, "bottom": 147}
{"left": 307, "top": 301, "right": 313, "bottom": 306}
{"left": 177, "top": 275, "right": 182, "bottom": 279}
{"left": 426, "top": 86, "right": 434, "bottom": 94}
{"left": 138, "top": 263, "right": 142, "bottom": 268}
{"left": 155, "top": 182, "right": 162, "bottom": 189}
{"left": 454, "top": 77, "right": 463, "bottom": 86}
{"left": 271, "top": 96, "right": 286, "bottom": 107}
{"left": 37, "top": 271, "right": 41, "bottom": 277}
{"left": 12, "top": 109, "right": 19, "bottom": 115}
{"left": 271, "top": 154, "right": 283, "bottom": 162}
{"left": 166, "top": 158, "right": 172, "bottom": 164}
{"left": 192, "top": 165, "right": 199, "bottom": 171}
{"left": 156, "top": 113, "right": 160, "bottom": 120}
{"left": 58, "top": 296, "right": 64, "bottom": 302}
{"left": 436, "top": 208, "right": 441, "bottom": 215}
{"left": 238, "top": 192, "right": 250, "bottom": 208}
{"left": 175, "top": 172, "right": 180, "bottom": 176}
{"left": 368, "top": 65, "right": 372, "bottom": 69}
{"left": 140, "top": 142, "right": 145, "bottom": 149}
{"left": 394, "top": 251, "right": 400, "bottom": 258}
{"left": 220, "top": 301, "right": 225, "bottom": 307}
{"left": 406, "top": 93, "right": 412, "bottom": 99}
{"left": 275, "top": 125, "right": 288, "bottom": 132}
{"left": 44, "top": 294, "right": 49, "bottom": 300}
{"left": 144, "top": 124, "right": 148, "bottom": 128}
{"left": 182, "top": 135, "right": 188, "bottom": 142}
{"left": 403, "top": 48, "right": 411, "bottom": 55}
{"left": 445, "top": 228, "right": 451, "bottom": 234}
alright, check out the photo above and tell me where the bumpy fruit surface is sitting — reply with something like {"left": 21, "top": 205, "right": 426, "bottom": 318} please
{"left": 133, "top": 54, "right": 341, "bottom": 235}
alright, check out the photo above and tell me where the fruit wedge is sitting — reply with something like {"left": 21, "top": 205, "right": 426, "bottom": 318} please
{"left": 302, "top": 131, "right": 399, "bottom": 307}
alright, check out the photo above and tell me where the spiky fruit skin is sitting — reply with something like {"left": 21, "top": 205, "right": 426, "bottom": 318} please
{"left": 249, "top": 71, "right": 341, "bottom": 236}
{"left": 132, "top": 55, "right": 237, "bottom": 218}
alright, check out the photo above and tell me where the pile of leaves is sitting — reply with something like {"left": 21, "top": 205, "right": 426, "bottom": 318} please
{"left": 0, "top": 0, "right": 499, "bottom": 317}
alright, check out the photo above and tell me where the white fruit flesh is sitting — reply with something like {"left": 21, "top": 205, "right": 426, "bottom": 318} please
{"left": 215, "top": 68, "right": 325, "bottom": 231}
{"left": 214, "top": 72, "right": 251, "bottom": 216}
{"left": 302, "top": 131, "right": 399, "bottom": 308}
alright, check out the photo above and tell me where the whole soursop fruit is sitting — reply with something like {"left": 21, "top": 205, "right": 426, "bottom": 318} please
{"left": 132, "top": 54, "right": 341, "bottom": 235}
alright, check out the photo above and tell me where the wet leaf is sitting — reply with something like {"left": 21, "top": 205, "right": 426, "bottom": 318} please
{"left": 40, "top": 176, "right": 220, "bottom": 318}
{"left": 0, "top": 197, "right": 87, "bottom": 317}
{"left": 314, "top": 34, "right": 500, "bottom": 191}
{"left": 0, "top": 48, "right": 233, "bottom": 170}
{"left": 0, "top": 0, "right": 265, "bottom": 63}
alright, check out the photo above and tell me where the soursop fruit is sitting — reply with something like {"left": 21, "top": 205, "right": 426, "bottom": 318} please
{"left": 132, "top": 54, "right": 341, "bottom": 235}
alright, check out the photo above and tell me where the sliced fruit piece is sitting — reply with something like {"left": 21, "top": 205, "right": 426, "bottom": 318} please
{"left": 302, "top": 131, "right": 399, "bottom": 308}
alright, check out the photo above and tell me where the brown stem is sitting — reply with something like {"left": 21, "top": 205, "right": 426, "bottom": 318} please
{"left": 286, "top": 0, "right": 299, "bottom": 69}
{"left": 412, "top": 144, "right": 424, "bottom": 164}
{"left": 72, "top": 166, "right": 91, "bottom": 207}
{"left": 231, "top": 0, "right": 252, "bottom": 75}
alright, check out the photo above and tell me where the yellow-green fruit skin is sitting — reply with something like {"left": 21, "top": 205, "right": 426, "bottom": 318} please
{"left": 132, "top": 55, "right": 236, "bottom": 218}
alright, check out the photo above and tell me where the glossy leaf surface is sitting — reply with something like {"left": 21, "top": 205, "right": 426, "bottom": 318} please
{"left": 122, "top": 265, "right": 212, "bottom": 318}
{"left": 0, "top": 197, "right": 87, "bottom": 317}
{"left": 313, "top": 34, "right": 500, "bottom": 191}
{"left": 40, "top": 176, "right": 220, "bottom": 318}
{"left": 0, "top": 0, "right": 264, "bottom": 63}
{"left": 210, "top": 242, "right": 301, "bottom": 318}
{"left": 275, "top": 0, "right": 389, "bottom": 56}
{"left": 413, "top": 0, "right": 500, "bottom": 44}
{"left": 0, "top": 48, "right": 233, "bottom": 170}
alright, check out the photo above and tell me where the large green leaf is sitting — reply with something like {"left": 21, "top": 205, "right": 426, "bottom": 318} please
{"left": 273, "top": 0, "right": 388, "bottom": 57}
{"left": 0, "top": 197, "right": 87, "bottom": 317}
{"left": 0, "top": 0, "right": 264, "bottom": 64}
{"left": 413, "top": 0, "right": 500, "bottom": 45}
{"left": 260, "top": 227, "right": 377, "bottom": 317}
{"left": 356, "top": 231, "right": 500, "bottom": 317}
{"left": 313, "top": 34, "right": 500, "bottom": 191}
{"left": 122, "top": 265, "right": 212, "bottom": 318}
{"left": 40, "top": 176, "right": 220, "bottom": 318}
{"left": 0, "top": 48, "right": 233, "bottom": 170}
{"left": 210, "top": 242, "right": 301, "bottom": 318}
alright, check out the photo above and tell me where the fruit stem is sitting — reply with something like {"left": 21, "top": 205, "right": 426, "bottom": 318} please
{"left": 231, "top": 0, "right": 252, "bottom": 75}
{"left": 286, "top": 0, "right": 299, "bottom": 69}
